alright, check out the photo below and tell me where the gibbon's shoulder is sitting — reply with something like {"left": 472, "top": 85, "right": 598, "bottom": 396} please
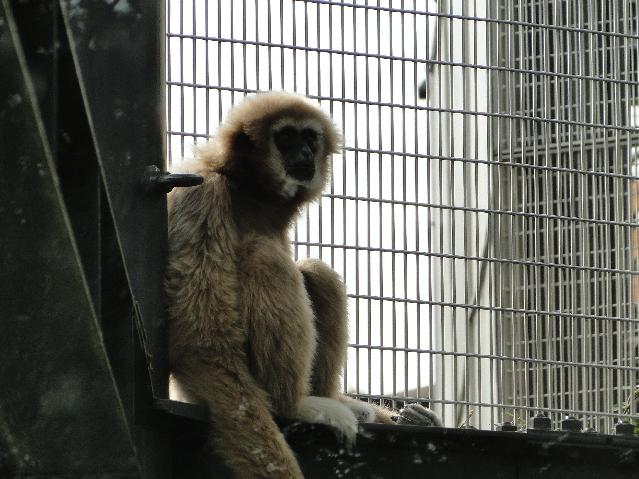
{"left": 166, "top": 164, "right": 230, "bottom": 217}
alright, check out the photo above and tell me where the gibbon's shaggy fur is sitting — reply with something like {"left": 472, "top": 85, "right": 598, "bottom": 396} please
{"left": 166, "top": 92, "right": 393, "bottom": 479}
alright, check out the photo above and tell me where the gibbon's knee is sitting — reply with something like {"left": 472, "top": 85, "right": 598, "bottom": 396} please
{"left": 297, "top": 259, "right": 398, "bottom": 425}
{"left": 297, "top": 258, "right": 348, "bottom": 398}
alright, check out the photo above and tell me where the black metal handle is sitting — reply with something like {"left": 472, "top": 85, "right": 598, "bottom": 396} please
{"left": 143, "top": 165, "right": 203, "bottom": 194}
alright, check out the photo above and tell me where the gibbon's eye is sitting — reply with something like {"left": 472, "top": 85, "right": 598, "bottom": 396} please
{"left": 274, "top": 126, "right": 299, "bottom": 154}
{"left": 301, "top": 128, "right": 317, "bottom": 142}
{"left": 301, "top": 128, "right": 319, "bottom": 151}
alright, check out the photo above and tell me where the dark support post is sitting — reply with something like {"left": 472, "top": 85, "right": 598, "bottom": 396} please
{"left": 1, "top": 1, "right": 171, "bottom": 478}
{"left": 0, "top": 2, "right": 137, "bottom": 477}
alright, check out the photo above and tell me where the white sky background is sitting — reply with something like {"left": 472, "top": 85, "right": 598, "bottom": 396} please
{"left": 166, "top": 0, "right": 438, "bottom": 398}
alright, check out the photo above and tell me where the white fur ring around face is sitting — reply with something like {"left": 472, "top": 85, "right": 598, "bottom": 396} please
{"left": 295, "top": 396, "right": 359, "bottom": 446}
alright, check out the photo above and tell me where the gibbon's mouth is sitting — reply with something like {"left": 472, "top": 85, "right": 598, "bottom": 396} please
{"left": 286, "top": 164, "right": 315, "bottom": 182}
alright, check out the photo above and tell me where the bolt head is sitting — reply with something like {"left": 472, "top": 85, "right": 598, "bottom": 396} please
{"left": 615, "top": 421, "right": 636, "bottom": 437}
{"left": 497, "top": 421, "right": 518, "bottom": 432}
{"left": 529, "top": 413, "right": 552, "bottom": 430}
{"left": 561, "top": 416, "right": 583, "bottom": 432}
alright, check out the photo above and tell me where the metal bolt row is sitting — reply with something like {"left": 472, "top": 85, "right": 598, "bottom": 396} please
{"left": 493, "top": 414, "right": 637, "bottom": 436}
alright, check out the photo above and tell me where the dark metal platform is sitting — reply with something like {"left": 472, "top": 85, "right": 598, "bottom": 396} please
{"left": 158, "top": 399, "right": 639, "bottom": 479}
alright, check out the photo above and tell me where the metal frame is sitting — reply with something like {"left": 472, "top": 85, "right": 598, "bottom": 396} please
{"left": 166, "top": 0, "right": 639, "bottom": 434}
{"left": 1, "top": 1, "right": 170, "bottom": 477}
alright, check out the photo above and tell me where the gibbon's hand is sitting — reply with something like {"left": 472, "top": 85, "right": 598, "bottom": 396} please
{"left": 396, "top": 403, "right": 443, "bottom": 427}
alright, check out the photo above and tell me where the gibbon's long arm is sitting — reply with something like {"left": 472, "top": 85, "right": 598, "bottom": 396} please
{"left": 173, "top": 356, "right": 304, "bottom": 479}
{"left": 167, "top": 180, "right": 306, "bottom": 479}
{"left": 238, "top": 236, "right": 317, "bottom": 414}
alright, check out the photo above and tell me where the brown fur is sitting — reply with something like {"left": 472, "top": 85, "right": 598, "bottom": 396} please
{"left": 166, "top": 92, "right": 393, "bottom": 478}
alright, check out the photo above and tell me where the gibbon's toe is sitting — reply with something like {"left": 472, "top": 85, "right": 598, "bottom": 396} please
{"left": 296, "top": 396, "right": 359, "bottom": 445}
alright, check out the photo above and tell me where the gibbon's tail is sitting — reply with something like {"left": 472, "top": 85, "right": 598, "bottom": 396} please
{"left": 174, "top": 361, "right": 304, "bottom": 479}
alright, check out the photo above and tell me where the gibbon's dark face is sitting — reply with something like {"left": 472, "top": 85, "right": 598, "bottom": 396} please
{"left": 273, "top": 125, "right": 319, "bottom": 182}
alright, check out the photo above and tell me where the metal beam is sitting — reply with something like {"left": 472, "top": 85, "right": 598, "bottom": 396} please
{"left": 0, "top": 1, "right": 138, "bottom": 476}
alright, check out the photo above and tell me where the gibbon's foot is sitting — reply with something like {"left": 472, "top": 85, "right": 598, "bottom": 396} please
{"left": 294, "top": 396, "right": 359, "bottom": 446}
{"left": 342, "top": 400, "right": 376, "bottom": 423}
{"left": 396, "top": 403, "right": 443, "bottom": 427}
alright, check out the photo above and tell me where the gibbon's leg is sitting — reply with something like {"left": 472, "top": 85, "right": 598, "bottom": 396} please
{"left": 296, "top": 258, "right": 347, "bottom": 398}
{"left": 173, "top": 357, "right": 304, "bottom": 479}
{"left": 239, "top": 239, "right": 358, "bottom": 441}
{"left": 297, "top": 258, "right": 395, "bottom": 424}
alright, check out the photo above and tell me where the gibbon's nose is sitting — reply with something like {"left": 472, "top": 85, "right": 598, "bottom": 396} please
{"left": 298, "top": 146, "right": 313, "bottom": 165}
{"left": 286, "top": 146, "right": 315, "bottom": 181}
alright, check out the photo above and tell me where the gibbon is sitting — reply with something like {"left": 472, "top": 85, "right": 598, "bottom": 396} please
{"left": 166, "top": 92, "right": 395, "bottom": 479}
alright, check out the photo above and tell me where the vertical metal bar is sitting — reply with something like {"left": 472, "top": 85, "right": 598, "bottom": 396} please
{"left": 364, "top": 0, "right": 373, "bottom": 400}
{"left": 341, "top": 1, "right": 349, "bottom": 394}
{"left": 232, "top": 2, "right": 237, "bottom": 105}
{"left": 427, "top": 0, "right": 435, "bottom": 412}
{"left": 324, "top": 1, "right": 340, "bottom": 393}
{"left": 401, "top": 0, "right": 409, "bottom": 405}
{"left": 611, "top": 0, "right": 623, "bottom": 427}
{"left": 413, "top": 0, "right": 424, "bottom": 406}
{"left": 437, "top": 0, "right": 445, "bottom": 423}
{"left": 217, "top": 0, "right": 222, "bottom": 121}
{"left": 447, "top": 0, "right": 457, "bottom": 423}
{"left": 540, "top": 0, "right": 550, "bottom": 418}
{"left": 553, "top": 0, "right": 564, "bottom": 424}
{"left": 601, "top": 0, "right": 614, "bottom": 432}
{"left": 179, "top": 0, "right": 184, "bottom": 157}
{"left": 242, "top": 0, "right": 247, "bottom": 91}
{"left": 574, "top": 0, "right": 585, "bottom": 426}
{"left": 166, "top": 1, "right": 173, "bottom": 167}
{"left": 353, "top": 1, "right": 360, "bottom": 397}
{"left": 460, "top": 0, "right": 469, "bottom": 424}
{"left": 316, "top": 2, "right": 324, "bottom": 265}
{"left": 303, "top": 0, "right": 312, "bottom": 262}
{"left": 589, "top": 0, "right": 601, "bottom": 423}
{"left": 517, "top": 0, "right": 529, "bottom": 424}
{"left": 205, "top": 0, "right": 210, "bottom": 138}
{"left": 376, "top": 0, "right": 385, "bottom": 403}
{"left": 563, "top": 0, "right": 569, "bottom": 424}
{"left": 500, "top": 0, "right": 509, "bottom": 425}
{"left": 472, "top": 0, "right": 480, "bottom": 426}
{"left": 191, "top": 0, "right": 196, "bottom": 150}
{"left": 414, "top": 0, "right": 422, "bottom": 403}
{"left": 491, "top": 0, "right": 500, "bottom": 426}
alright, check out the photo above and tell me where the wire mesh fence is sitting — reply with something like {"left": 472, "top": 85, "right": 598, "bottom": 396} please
{"left": 166, "top": 0, "right": 639, "bottom": 433}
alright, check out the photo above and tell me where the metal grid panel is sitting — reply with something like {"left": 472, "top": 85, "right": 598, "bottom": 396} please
{"left": 166, "top": 0, "right": 639, "bottom": 433}
{"left": 492, "top": 0, "right": 639, "bottom": 433}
